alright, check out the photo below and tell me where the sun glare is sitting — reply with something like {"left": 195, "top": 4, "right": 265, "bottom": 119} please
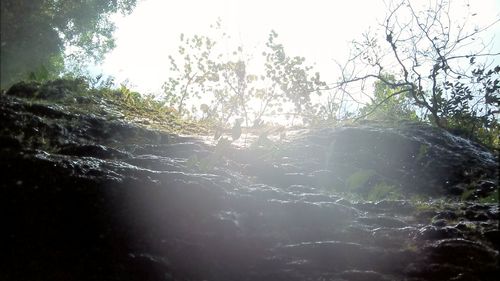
{"left": 92, "top": 0, "right": 500, "bottom": 125}
{"left": 101, "top": 0, "right": 388, "bottom": 93}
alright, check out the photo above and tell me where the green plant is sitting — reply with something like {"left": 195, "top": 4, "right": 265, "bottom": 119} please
{"left": 27, "top": 64, "right": 56, "bottom": 83}
{"left": 460, "top": 188, "right": 475, "bottom": 201}
{"left": 1, "top": 0, "right": 137, "bottom": 88}
{"left": 338, "top": 0, "right": 499, "bottom": 146}
{"left": 478, "top": 189, "right": 499, "bottom": 204}
{"left": 359, "top": 73, "right": 418, "bottom": 122}
{"left": 410, "top": 195, "right": 435, "bottom": 211}
{"left": 263, "top": 30, "right": 326, "bottom": 125}
{"left": 346, "top": 169, "right": 376, "bottom": 191}
{"left": 366, "top": 182, "right": 401, "bottom": 201}
{"left": 410, "top": 195, "right": 464, "bottom": 217}
{"left": 20, "top": 78, "right": 204, "bottom": 135}
{"left": 162, "top": 22, "right": 325, "bottom": 127}
{"left": 415, "top": 144, "right": 429, "bottom": 163}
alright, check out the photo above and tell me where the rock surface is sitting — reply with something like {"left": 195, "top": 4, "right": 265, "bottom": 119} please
{"left": 1, "top": 84, "right": 498, "bottom": 281}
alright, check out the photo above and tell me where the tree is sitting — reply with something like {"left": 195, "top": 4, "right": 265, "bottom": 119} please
{"left": 161, "top": 23, "right": 257, "bottom": 125}
{"left": 441, "top": 66, "right": 500, "bottom": 146}
{"left": 162, "top": 32, "right": 219, "bottom": 117}
{"left": 163, "top": 26, "right": 325, "bottom": 127}
{"left": 338, "top": 0, "right": 499, "bottom": 134}
{"left": 360, "top": 74, "right": 417, "bottom": 121}
{"left": 0, "top": 0, "right": 137, "bottom": 87}
{"left": 264, "top": 31, "right": 325, "bottom": 125}
{"left": 163, "top": 29, "right": 263, "bottom": 126}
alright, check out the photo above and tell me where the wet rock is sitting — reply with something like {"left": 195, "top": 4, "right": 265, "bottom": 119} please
{"left": 483, "top": 230, "right": 500, "bottom": 249}
{"left": 2, "top": 85, "right": 499, "bottom": 281}
{"left": 126, "top": 253, "right": 172, "bottom": 281}
{"left": 282, "top": 172, "right": 315, "bottom": 187}
{"left": 474, "top": 180, "right": 498, "bottom": 197}
{"left": 486, "top": 205, "right": 499, "bottom": 220}
{"left": 5, "top": 81, "right": 40, "bottom": 98}
{"left": 405, "top": 262, "right": 475, "bottom": 280}
{"left": 285, "top": 184, "right": 318, "bottom": 194}
{"left": 373, "top": 199, "right": 415, "bottom": 214}
{"left": 338, "top": 269, "right": 392, "bottom": 281}
{"left": 448, "top": 183, "right": 467, "bottom": 196}
{"left": 124, "top": 155, "right": 186, "bottom": 172}
{"left": 453, "top": 222, "right": 473, "bottom": 232}
{"left": 309, "top": 169, "right": 345, "bottom": 189}
{"left": 371, "top": 227, "right": 417, "bottom": 249}
{"left": 425, "top": 238, "right": 498, "bottom": 267}
{"left": 299, "top": 193, "right": 339, "bottom": 203}
{"left": 0, "top": 135, "right": 21, "bottom": 150}
{"left": 465, "top": 209, "right": 490, "bottom": 221}
{"left": 414, "top": 212, "right": 439, "bottom": 225}
{"left": 28, "top": 103, "right": 70, "bottom": 119}
{"left": 276, "top": 241, "right": 380, "bottom": 270}
{"left": 432, "top": 210, "right": 459, "bottom": 221}
{"left": 415, "top": 226, "right": 463, "bottom": 240}
{"left": 290, "top": 123, "right": 498, "bottom": 197}
{"left": 334, "top": 225, "right": 373, "bottom": 244}
{"left": 58, "top": 144, "right": 130, "bottom": 159}
{"left": 431, "top": 219, "right": 447, "bottom": 227}
{"left": 357, "top": 216, "right": 408, "bottom": 228}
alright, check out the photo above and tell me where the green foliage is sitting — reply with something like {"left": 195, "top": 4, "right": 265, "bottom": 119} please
{"left": 461, "top": 186, "right": 499, "bottom": 204}
{"left": 26, "top": 55, "right": 65, "bottom": 83}
{"left": 366, "top": 182, "right": 401, "bottom": 201}
{"left": 346, "top": 169, "right": 376, "bottom": 191}
{"left": 161, "top": 31, "right": 218, "bottom": 117}
{"left": 360, "top": 74, "right": 418, "bottom": 121}
{"left": 28, "top": 66, "right": 51, "bottom": 83}
{"left": 344, "top": 169, "right": 403, "bottom": 200}
{"left": 439, "top": 66, "right": 500, "bottom": 149}
{"left": 460, "top": 188, "right": 475, "bottom": 201}
{"left": 343, "top": 0, "right": 499, "bottom": 149}
{"left": 10, "top": 78, "right": 204, "bottom": 135}
{"left": 264, "top": 31, "right": 326, "bottom": 125}
{"left": 3, "top": 0, "right": 495, "bottom": 152}
{"left": 339, "top": 169, "right": 407, "bottom": 201}
{"left": 162, "top": 23, "right": 262, "bottom": 127}
{"left": 478, "top": 189, "right": 499, "bottom": 204}
{"left": 162, "top": 24, "right": 325, "bottom": 128}
{"left": 1, "top": 0, "right": 137, "bottom": 88}
{"left": 415, "top": 144, "right": 429, "bottom": 163}
{"left": 441, "top": 67, "right": 499, "bottom": 125}
{"left": 411, "top": 198, "right": 454, "bottom": 213}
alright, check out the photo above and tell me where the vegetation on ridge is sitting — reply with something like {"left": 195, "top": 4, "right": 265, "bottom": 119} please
{"left": 1, "top": 0, "right": 498, "bottom": 148}
{"left": 1, "top": 78, "right": 204, "bottom": 135}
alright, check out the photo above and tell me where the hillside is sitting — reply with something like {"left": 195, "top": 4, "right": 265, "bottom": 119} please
{"left": 2, "top": 80, "right": 498, "bottom": 281}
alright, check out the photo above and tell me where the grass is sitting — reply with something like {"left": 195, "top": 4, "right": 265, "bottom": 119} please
{"left": 478, "top": 189, "right": 499, "bottom": 204}
{"left": 366, "top": 182, "right": 402, "bottom": 201}
{"left": 346, "top": 169, "right": 376, "bottom": 191}
{"left": 4, "top": 78, "right": 207, "bottom": 135}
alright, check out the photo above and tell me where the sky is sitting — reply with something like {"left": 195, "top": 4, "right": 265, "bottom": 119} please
{"left": 97, "top": 0, "right": 500, "bottom": 94}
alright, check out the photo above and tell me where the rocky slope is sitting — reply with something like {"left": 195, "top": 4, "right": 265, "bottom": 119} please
{"left": 1, "top": 81, "right": 498, "bottom": 281}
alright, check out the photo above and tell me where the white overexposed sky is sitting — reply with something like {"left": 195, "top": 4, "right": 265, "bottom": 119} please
{"left": 97, "top": 0, "right": 500, "bottom": 94}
